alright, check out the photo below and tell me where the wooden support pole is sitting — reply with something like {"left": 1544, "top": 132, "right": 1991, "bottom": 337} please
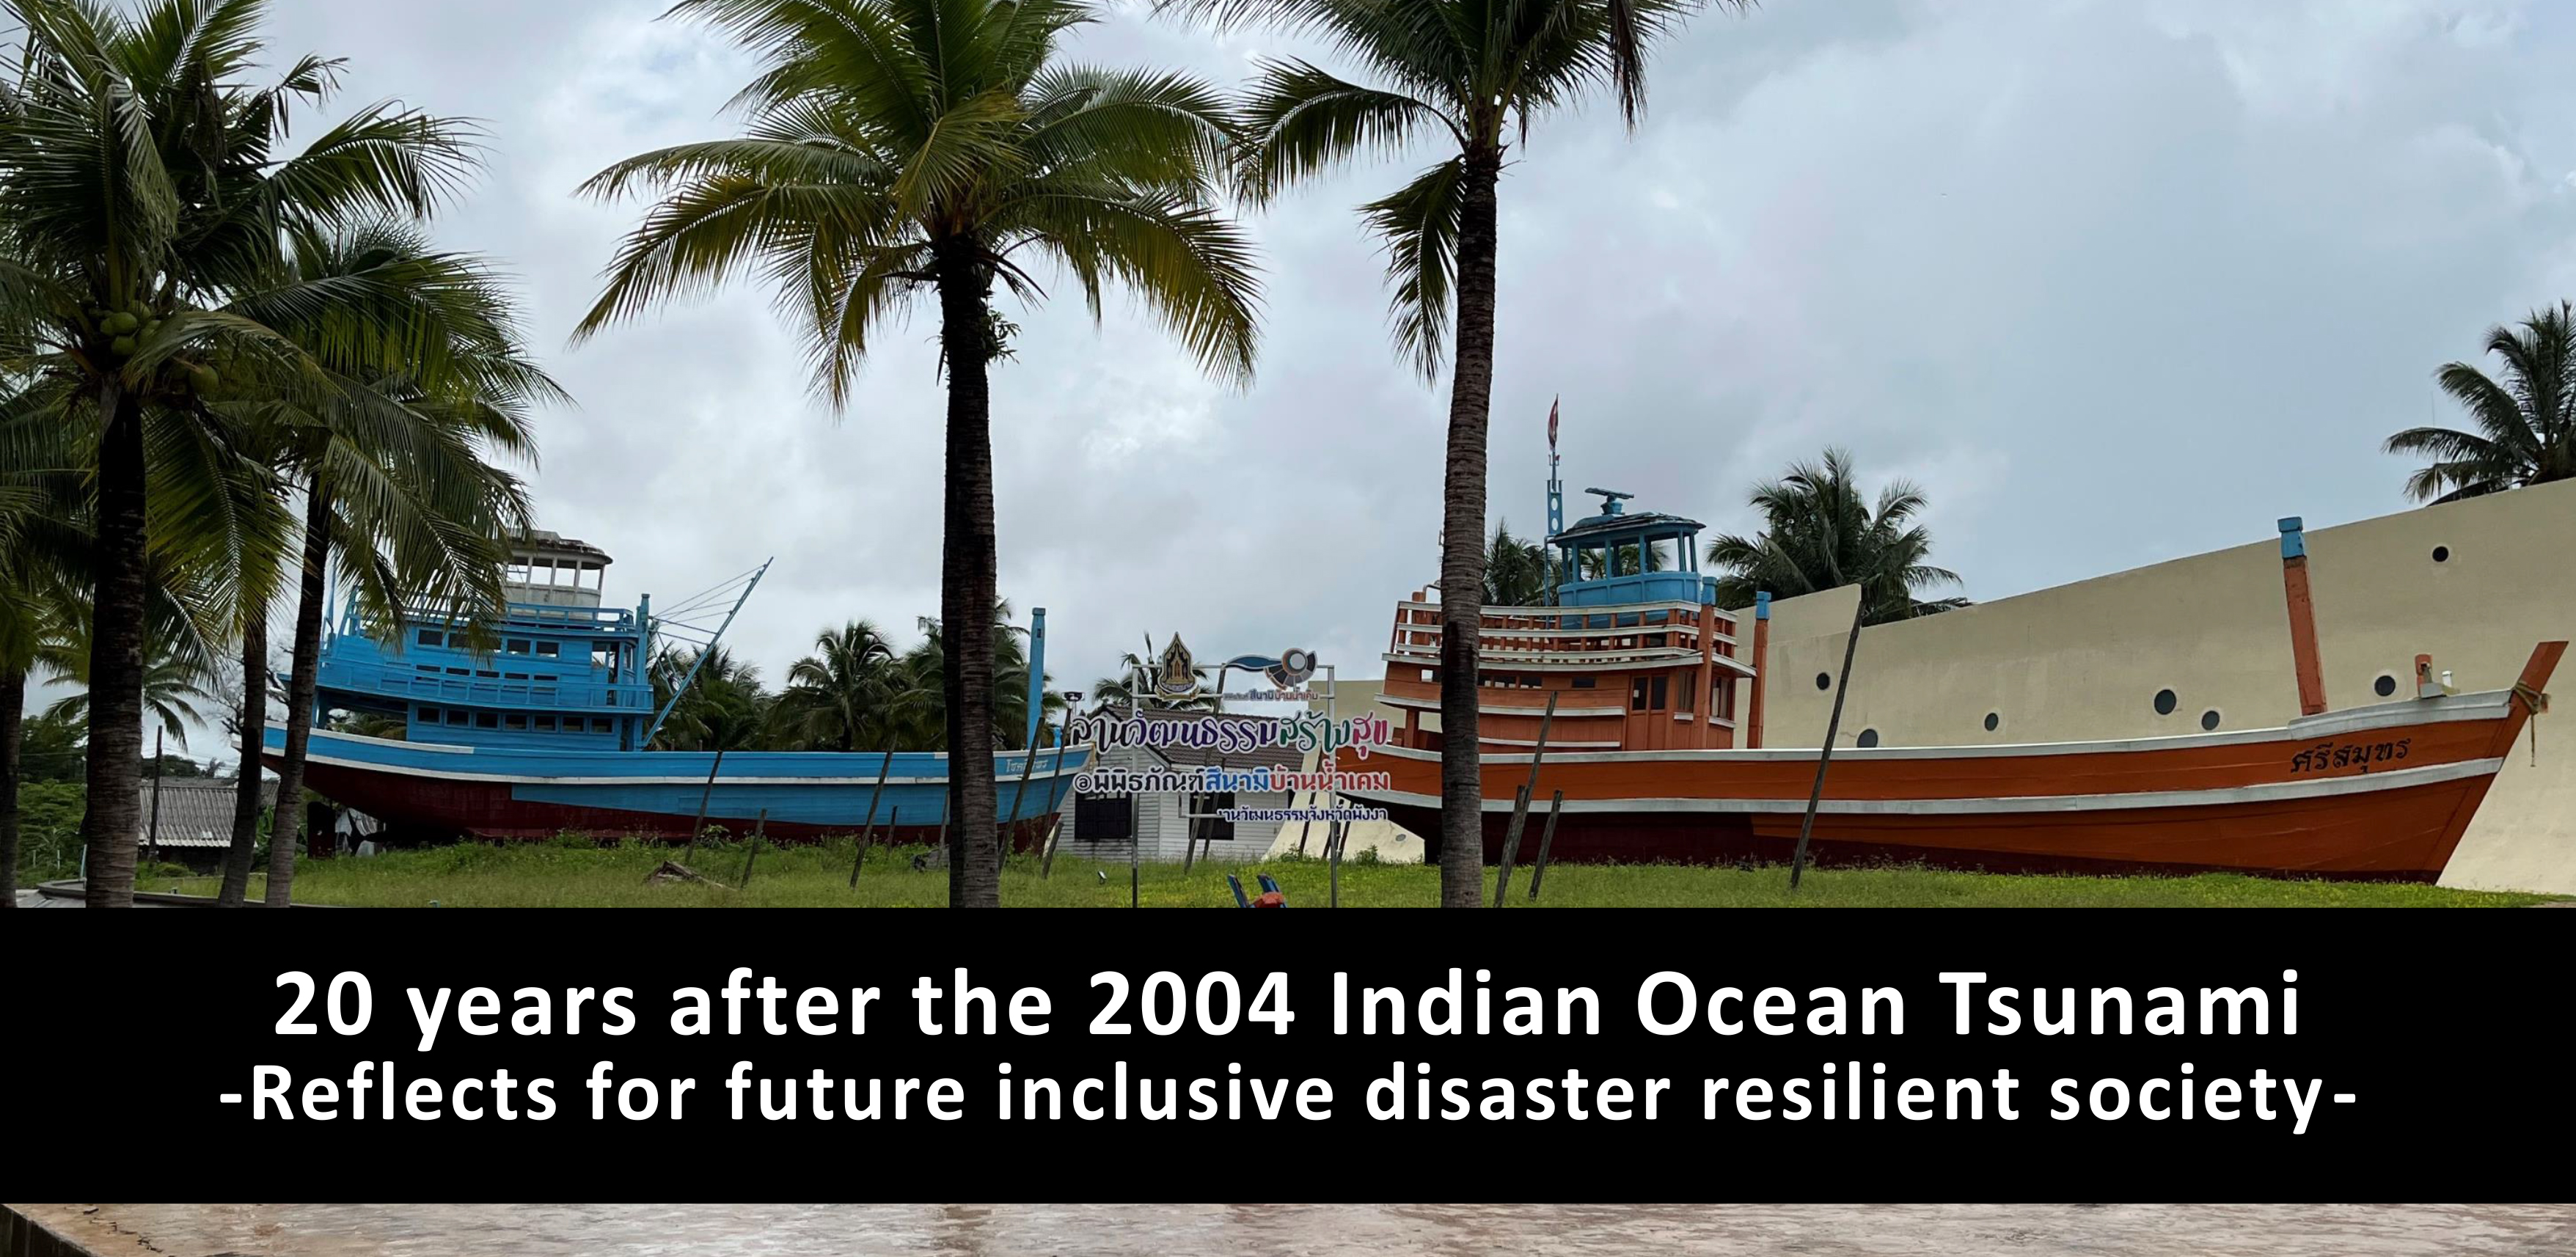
{"left": 1038, "top": 704, "right": 1077, "bottom": 878}
{"left": 2278, "top": 517, "right": 2329, "bottom": 717}
{"left": 1037, "top": 816, "right": 1064, "bottom": 878}
{"left": 1492, "top": 784, "right": 1530, "bottom": 904}
{"left": 850, "top": 746, "right": 896, "bottom": 887}
{"left": 1292, "top": 755, "right": 1317, "bottom": 857}
{"left": 681, "top": 747, "right": 726, "bottom": 868}
{"left": 1180, "top": 794, "right": 1203, "bottom": 874}
{"left": 1182, "top": 759, "right": 1227, "bottom": 874}
{"left": 1527, "top": 789, "right": 1564, "bottom": 901}
{"left": 739, "top": 808, "right": 767, "bottom": 887}
{"left": 1490, "top": 692, "right": 1558, "bottom": 904}
{"left": 1790, "top": 590, "right": 1866, "bottom": 891}
{"left": 1003, "top": 727, "right": 1046, "bottom": 851}
{"left": 862, "top": 808, "right": 895, "bottom": 884}
{"left": 145, "top": 728, "right": 164, "bottom": 868}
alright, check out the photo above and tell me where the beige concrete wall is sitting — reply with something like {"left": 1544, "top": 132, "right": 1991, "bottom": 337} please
{"left": 1735, "top": 478, "right": 2576, "bottom": 893}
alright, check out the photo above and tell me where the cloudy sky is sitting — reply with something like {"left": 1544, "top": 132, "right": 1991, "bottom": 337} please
{"left": 89, "top": 0, "right": 2576, "bottom": 755}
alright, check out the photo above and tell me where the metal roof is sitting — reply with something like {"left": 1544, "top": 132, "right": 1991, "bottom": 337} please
{"left": 511, "top": 529, "right": 614, "bottom": 565}
{"left": 1551, "top": 509, "right": 1707, "bottom": 544}
{"left": 136, "top": 778, "right": 277, "bottom": 849}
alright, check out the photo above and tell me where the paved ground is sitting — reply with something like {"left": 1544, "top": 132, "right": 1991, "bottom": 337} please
{"left": 9, "top": 1204, "right": 2574, "bottom": 1257}
{"left": 12, "top": 887, "right": 184, "bottom": 907}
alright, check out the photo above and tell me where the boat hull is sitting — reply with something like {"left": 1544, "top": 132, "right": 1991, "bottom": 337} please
{"left": 1375, "top": 771, "right": 2481, "bottom": 881}
{"left": 263, "top": 725, "right": 1088, "bottom": 848}
{"left": 1347, "top": 643, "right": 2558, "bottom": 882}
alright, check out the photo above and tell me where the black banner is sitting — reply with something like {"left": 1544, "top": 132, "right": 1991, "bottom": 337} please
{"left": 29, "top": 910, "right": 2569, "bottom": 1199}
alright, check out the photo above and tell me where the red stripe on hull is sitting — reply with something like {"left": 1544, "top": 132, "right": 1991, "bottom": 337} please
{"left": 1385, "top": 782, "right": 2462, "bottom": 882}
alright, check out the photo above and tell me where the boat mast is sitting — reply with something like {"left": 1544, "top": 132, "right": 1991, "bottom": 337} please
{"left": 642, "top": 557, "right": 774, "bottom": 746}
{"left": 1025, "top": 606, "right": 1047, "bottom": 749}
{"left": 1545, "top": 395, "right": 1564, "bottom": 604}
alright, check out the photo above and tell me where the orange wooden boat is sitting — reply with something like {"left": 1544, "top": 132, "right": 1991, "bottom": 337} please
{"left": 1345, "top": 484, "right": 2558, "bottom": 881}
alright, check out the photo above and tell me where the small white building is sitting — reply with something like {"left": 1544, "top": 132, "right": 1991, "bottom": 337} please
{"left": 1053, "top": 708, "right": 1302, "bottom": 864}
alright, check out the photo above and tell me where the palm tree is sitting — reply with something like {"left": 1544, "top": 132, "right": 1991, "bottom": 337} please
{"left": 35, "top": 612, "right": 219, "bottom": 749}
{"left": 0, "top": 379, "right": 87, "bottom": 906}
{"left": 238, "top": 222, "right": 549, "bottom": 906}
{"left": 1170, "top": 0, "right": 1738, "bottom": 906}
{"left": 772, "top": 619, "right": 898, "bottom": 752}
{"left": 649, "top": 645, "right": 773, "bottom": 752}
{"left": 1485, "top": 520, "right": 1548, "bottom": 606}
{"left": 578, "top": 0, "right": 1260, "bottom": 907}
{"left": 1703, "top": 448, "right": 1967, "bottom": 627}
{"left": 908, "top": 601, "right": 1064, "bottom": 750}
{"left": 2385, "top": 300, "right": 2576, "bottom": 503}
{"left": 0, "top": 0, "right": 484, "bottom": 905}
{"left": 0, "top": 498, "right": 42, "bottom": 907}
{"left": 0, "top": 554, "right": 28, "bottom": 906}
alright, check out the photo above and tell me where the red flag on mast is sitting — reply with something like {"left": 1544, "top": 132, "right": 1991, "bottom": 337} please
{"left": 1548, "top": 395, "right": 1560, "bottom": 452}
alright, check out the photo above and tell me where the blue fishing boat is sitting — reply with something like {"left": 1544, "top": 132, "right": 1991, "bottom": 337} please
{"left": 260, "top": 530, "right": 1085, "bottom": 846}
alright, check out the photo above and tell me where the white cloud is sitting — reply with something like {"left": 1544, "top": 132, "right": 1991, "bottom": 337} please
{"left": 50, "top": 0, "right": 2576, "bottom": 761}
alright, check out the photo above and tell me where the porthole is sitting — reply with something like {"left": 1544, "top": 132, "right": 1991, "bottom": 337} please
{"left": 2431, "top": 546, "right": 2450, "bottom": 563}
{"left": 1856, "top": 728, "right": 1880, "bottom": 748}
{"left": 2153, "top": 689, "right": 2177, "bottom": 716}
{"left": 2200, "top": 709, "right": 2222, "bottom": 732}
{"left": 1815, "top": 672, "right": 1832, "bottom": 691}
{"left": 1983, "top": 712, "right": 2000, "bottom": 733}
{"left": 2374, "top": 673, "right": 2398, "bottom": 698}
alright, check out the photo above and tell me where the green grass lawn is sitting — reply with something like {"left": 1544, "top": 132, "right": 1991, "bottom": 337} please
{"left": 151, "top": 838, "right": 2561, "bottom": 907}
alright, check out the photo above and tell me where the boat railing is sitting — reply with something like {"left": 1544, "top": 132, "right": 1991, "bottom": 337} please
{"left": 351, "top": 600, "right": 639, "bottom": 635}
{"left": 1387, "top": 597, "right": 1737, "bottom": 664}
{"left": 320, "top": 656, "right": 654, "bottom": 713}
{"left": 498, "top": 601, "right": 637, "bottom": 629}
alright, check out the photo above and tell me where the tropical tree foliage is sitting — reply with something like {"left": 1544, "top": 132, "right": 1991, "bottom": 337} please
{"left": 34, "top": 613, "right": 219, "bottom": 748}
{"left": 1703, "top": 448, "right": 1967, "bottom": 627}
{"left": 654, "top": 605, "right": 1062, "bottom": 755}
{"left": 1171, "top": 0, "right": 1737, "bottom": 906}
{"left": 769, "top": 619, "right": 899, "bottom": 752}
{"left": 234, "top": 221, "right": 551, "bottom": 906}
{"left": 650, "top": 645, "right": 773, "bottom": 752}
{"left": 2384, "top": 300, "right": 2576, "bottom": 503}
{"left": 0, "top": 381, "right": 86, "bottom": 903}
{"left": 0, "top": 0, "right": 507, "bottom": 905}
{"left": 579, "top": 0, "right": 1259, "bottom": 907}
{"left": 1485, "top": 520, "right": 1549, "bottom": 606}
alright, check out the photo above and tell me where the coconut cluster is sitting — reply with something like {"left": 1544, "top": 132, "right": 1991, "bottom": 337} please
{"left": 89, "top": 297, "right": 160, "bottom": 358}
{"left": 87, "top": 296, "right": 246, "bottom": 401}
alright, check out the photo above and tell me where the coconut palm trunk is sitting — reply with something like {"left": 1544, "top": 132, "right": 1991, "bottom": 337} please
{"left": 1, "top": 662, "right": 24, "bottom": 906}
{"left": 1435, "top": 151, "right": 1504, "bottom": 907}
{"left": 266, "top": 479, "right": 334, "bottom": 906}
{"left": 935, "top": 243, "right": 1003, "bottom": 909}
{"left": 81, "top": 381, "right": 150, "bottom": 908}
{"left": 218, "top": 612, "right": 268, "bottom": 906}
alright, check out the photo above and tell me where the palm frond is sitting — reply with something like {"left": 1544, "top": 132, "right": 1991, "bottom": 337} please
{"left": 1357, "top": 155, "right": 1465, "bottom": 379}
